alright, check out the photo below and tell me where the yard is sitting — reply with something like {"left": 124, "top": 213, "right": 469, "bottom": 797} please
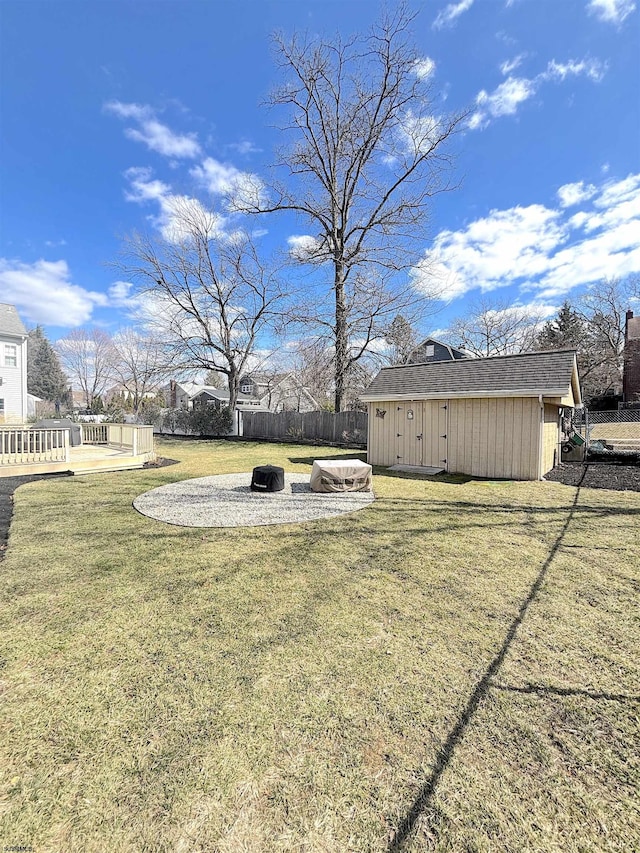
{"left": 1, "top": 438, "right": 638, "bottom": 852}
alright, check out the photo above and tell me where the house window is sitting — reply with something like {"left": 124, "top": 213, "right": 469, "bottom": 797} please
{"left": 4, "top": 345, "right": 17, "bottom": 367}
{"left": 425, "top": 344, "right": 435, "bottom": 357}
{"left": 241, "top": 383, "right": 253, "bottom": 394}
{"left": 0, "top": 398, "right": 4, "bottom": 412}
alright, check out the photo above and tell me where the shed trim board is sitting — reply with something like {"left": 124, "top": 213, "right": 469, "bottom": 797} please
{"left": 361, "top": 389, "right": 571, "bottom": 401}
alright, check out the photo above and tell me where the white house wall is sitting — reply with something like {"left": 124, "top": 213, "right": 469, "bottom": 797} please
{"left": 0, "top": 337, "right": 27, "bottom": 423}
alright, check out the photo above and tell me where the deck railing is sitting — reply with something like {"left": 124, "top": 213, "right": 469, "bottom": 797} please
{"left": 0, "top": 427, "right": 69, "bottom": 465}
{"left": 82, "top": 423, "right": 155, "bottom": 455}
{"left": 0, "top": 423, "right": 154, "bottom": 469}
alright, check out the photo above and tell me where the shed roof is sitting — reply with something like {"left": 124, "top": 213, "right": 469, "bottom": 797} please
{"left": 0, "top": 303, "right": 28, "bottom": 338}
{"left": 361, "top": 349, "right": 581, "bottom": 404}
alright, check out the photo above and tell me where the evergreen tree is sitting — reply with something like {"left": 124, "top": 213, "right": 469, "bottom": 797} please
{"left": 385, "top": 315, "right": 418, "bottom": 365}
{"left": 27, "top": 326, "right": 70, "bottom": 407}
{"left": 535, "top": 301, "right": 587, "bottom": 351}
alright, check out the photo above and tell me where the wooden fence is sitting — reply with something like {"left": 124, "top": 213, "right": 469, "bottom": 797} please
{"left": 241, "top": 410, "right": 367, "bottom": 447}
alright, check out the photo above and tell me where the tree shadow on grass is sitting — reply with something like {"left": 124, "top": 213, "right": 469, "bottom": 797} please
{"left": 387, "top": 469, "right": 589, "bottom": 851}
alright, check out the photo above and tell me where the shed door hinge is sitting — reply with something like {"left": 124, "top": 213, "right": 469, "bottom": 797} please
{"left": 440, "top": 434, "right": 447, "bottom": 439}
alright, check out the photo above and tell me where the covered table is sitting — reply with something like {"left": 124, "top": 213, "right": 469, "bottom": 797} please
{"left": 310, "top": 458, "right": 372, "bottom": 493}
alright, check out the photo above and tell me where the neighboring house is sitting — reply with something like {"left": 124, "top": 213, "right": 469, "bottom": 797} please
{"left": 162, "top": 380, "right": 203, "bottom": 409}
{"left": 238, "top": 372, "right": 319, "bottom": 412}
{"left": 361, "top": 349, "right": 581, "bottom": 481}
{"left": 407, "top": 337, "right": 471, "bottom": 364}
{"left": 190, "top": 386, "right": 257, "bottom": 410}
{"left": 622, "top": 309, "right": 640, "bottom": 404}
{"left": 0, "top": 303, "right": 28, "bottom": 423}
{"left": 184, "top": 373, "right": 319, "bottom": 413}
{"left": 27, "top": 393, "right": 43, "bottom": 418}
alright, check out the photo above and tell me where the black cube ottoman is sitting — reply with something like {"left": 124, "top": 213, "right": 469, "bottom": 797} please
{"left": 251, "top": 465, "right": 285, "bottom": 492}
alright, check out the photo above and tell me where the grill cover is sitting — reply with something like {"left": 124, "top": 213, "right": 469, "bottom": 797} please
{"left": 251, "top": 465, "right": 285, "bottom": 492}
{"left": 310, "top": 459, "right": 372, "bottom": 493}
{"left": 33, "top": 418, "right": 82, "bottom": 447}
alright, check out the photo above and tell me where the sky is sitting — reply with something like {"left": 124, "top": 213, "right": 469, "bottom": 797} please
{"left": 1, "top": 0, "right": 639, "bottom": 349}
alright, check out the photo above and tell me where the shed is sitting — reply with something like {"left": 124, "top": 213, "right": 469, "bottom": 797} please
{"left": 360, "top": 350, "right": 581, "bottom": 480}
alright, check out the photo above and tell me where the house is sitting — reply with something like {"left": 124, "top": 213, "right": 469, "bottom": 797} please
{"left": 407, "top": 337, "right": 471, "bottom": 364}
{"left": 0, "top": 303, "right": 28, "bottom": 423}
{"left": 622, "top": 310, "right": 640, "bottom": 404}
{"left": 361, "top": 349, "right": 581, "bottom": 481}
{"left": 238, "top": 372, "right": 319, "bottom": 412}
{"left": 162, "top": 380, "right": 203, "bottom": 409}
{"left": 190, "top": 386, "right": 259, "bottom": 410}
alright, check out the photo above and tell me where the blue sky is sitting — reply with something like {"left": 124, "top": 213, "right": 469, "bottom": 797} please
{"left": 1, "top": 0, "right": 639, "bottom": 346}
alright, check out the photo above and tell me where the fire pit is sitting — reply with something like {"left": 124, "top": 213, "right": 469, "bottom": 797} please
{"left": 250, "top": 464, "right": 285, "bottom": 493}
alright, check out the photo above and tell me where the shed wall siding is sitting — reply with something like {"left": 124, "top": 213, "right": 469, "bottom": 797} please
{"left": 542, "top": 404, "right": 560, "bottom": 476}
{"left": 367, "top": 402, "right": 397, "bottom": 466}
{"left": 447, "top": 396, "right": 540, "bottom": 480}
{"left": 369, "top": 395, "right": 546, "bottom": 479}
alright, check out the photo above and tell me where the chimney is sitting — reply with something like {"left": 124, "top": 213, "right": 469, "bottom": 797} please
{"left": 170, "top": 379, "right": 177, "bottom": 408}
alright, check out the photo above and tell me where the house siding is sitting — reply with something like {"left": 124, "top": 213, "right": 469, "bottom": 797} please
{"left": 0, "top": 337, "right": 28, "bottom": 423}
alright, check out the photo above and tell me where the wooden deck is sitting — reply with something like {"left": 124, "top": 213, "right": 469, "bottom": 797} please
{"left": 0, "top": 424, "right": 155, "bottom": 477}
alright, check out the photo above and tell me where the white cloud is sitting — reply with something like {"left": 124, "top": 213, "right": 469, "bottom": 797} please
{"left": 469, "top": 77, "right": 536, "bottom": 128}
{"left": 500, "top": 54, "right": 525, "bottom": 75}
{"left": 287, "top": 234, "right": 324, "bottom": 262}
{"left": 414, "top": 57, "right": 436, "bottom": 80}
{"left": 412, "top": 172, "right": 640, "bottom": 302}
{"left": 104, "top": 100, "right": 201, "bottom": 159}
{"left": 556, "top": 181, "right": 597, "bottom": 208}
{"left": 0, "top": 259, "right": 107, "bottom": 327}
{"left": 588, "top": 0, "right": 636, "bottom": 24}
{"left": 45, "top": 239, "right": 67, "bottom": 248}
{"left": 433, "top": 0, "right": 474, "bottom": 29}
{"left": 107, "top": 280, "right": 136, "bottom": 306}
{"left": 229, "top": 139, "right": 262, "bottom": 155}
{"left": 469, "top": 56, "right": 607, "bottom": 129}
{"left": 123, "top": 167, "right": 228, "bottom": 243}
{"left": 398, "top": 112, "right": 447, "bottom": 153}
{"left": 190, "top": 157, "right": 266, "bottom": 211}
{"left": 544, "top": 58, "right": 607, "bottom": 83}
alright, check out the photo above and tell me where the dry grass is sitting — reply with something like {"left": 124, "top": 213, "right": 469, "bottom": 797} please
{"left": 1, "top": 438, "right": 638, "bottom": 852}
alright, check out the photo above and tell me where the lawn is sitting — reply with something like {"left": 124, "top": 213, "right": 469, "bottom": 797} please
{"left": 1, "top": 438, "right": 638, "bottom": 852}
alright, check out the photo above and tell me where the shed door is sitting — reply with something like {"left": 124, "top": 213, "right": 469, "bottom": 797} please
{"left": 422, "top": 400, "right": 448, "bottom": 468}
{"left": 394, "top": 402, "right": 423, "bottom": 466}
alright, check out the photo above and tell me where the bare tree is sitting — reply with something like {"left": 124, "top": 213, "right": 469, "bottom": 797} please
{"left": 111, "top": 327, "right": 170, "bottom": 414}
{"left": 245, "top": 6, "right": 464, "bottom": 410}
{"left": 449, "top": 299, "right": 546, "bottom": 357}
{"left": 56, "top": 328, "right": 117, "bottom": 409}
{"left": 577, "top": 275, "right": 640, "bottom": 397}
{"left": 120, "top": 199, "right": 285, "bottom": 411}
{"left": 289, "top": 338, "right": 334, "bottom": 408}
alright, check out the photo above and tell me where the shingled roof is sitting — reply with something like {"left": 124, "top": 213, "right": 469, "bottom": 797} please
{"left": 361, "top": 349, "right": 581, "bottom": 403}
{"left": 0, "top": 303, "right": 28, "bottom": 338}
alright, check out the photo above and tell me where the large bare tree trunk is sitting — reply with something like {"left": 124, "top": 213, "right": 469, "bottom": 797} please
{"left": 242, "top": 7, "right": 466, "bottom": 411}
